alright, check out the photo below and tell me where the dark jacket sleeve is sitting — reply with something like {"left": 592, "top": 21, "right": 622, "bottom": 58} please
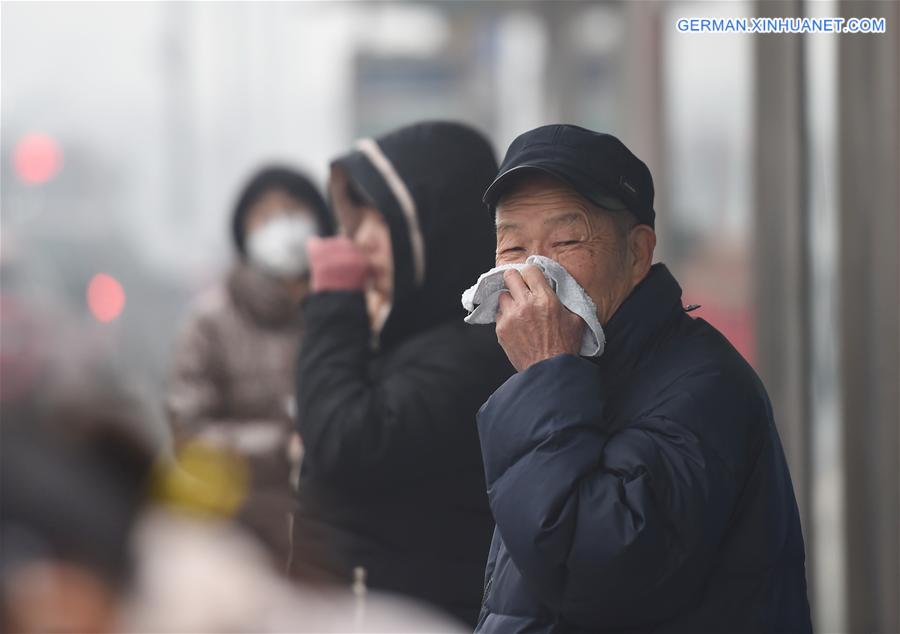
{"left": 297, "top": 291, "right": 497, "bottom": 489}
{"left": 478, "top": 353, "right": 760, "bottom": 629}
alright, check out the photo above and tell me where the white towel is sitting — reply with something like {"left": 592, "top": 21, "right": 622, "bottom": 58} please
{"left": 461, "top": 255, "right": 606, "bottom": 357}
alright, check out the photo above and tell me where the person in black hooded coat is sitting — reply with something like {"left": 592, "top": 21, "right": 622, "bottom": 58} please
{"left": 290, "top": 121, "right": 514, "bottom": 626}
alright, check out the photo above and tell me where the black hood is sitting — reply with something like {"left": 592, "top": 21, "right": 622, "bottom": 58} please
{"left": 332, "top": 121, "right": 498, "bottom": 349}
{"left": 231, "top": 165, "right": 334, "bottom": 256}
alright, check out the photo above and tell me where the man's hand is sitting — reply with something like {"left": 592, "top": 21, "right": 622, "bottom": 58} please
{"left": 308, "top": 236, "right": 370, "bottom": 293}
{"left": 496, "top": 264, "right": 585, "bottom": 372}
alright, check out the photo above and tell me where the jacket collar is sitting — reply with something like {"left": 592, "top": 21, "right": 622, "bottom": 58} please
{"left": 593, "top": 263, "right": 684, "bottom": 372}
{"left": 228, "top": 263, "right": 304, "bottom": 329}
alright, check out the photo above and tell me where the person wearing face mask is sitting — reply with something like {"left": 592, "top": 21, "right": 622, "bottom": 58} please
{"left": 166, "top": 166, "right": 333, "bottom": 505}
{"left": 289, "top": 122, "right": 515, "bottom": 627}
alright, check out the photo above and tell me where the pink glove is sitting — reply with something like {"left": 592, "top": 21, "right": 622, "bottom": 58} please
{"left": 307, "top": 236, "right": 370, "bottom": 292}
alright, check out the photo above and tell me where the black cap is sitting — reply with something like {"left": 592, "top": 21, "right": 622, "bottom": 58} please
{"left": 483, "top": 124, "right": 656, "bottom": 228}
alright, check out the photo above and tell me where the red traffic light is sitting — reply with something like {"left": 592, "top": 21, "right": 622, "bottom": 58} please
{"left": 13, "top": 133, "right": 63, "bottom": 185}
{"left": 87, "top": 273, "right": 126, "bottom": 323}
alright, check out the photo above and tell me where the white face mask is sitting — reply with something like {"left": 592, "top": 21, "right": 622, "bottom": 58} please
{"left": 247, "top": 213, "right": 318, "bottom": 278}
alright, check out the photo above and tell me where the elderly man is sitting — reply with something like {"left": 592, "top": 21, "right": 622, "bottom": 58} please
{"left": 474, "top": 125, "right": 811, "bottom": 633}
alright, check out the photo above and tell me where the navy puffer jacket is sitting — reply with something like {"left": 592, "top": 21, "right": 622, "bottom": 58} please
{"left": 476, "top": 264, "right": 811, "bottom": 633}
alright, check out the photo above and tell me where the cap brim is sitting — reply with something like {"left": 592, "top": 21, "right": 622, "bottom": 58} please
{"left": 483, "top": 163, "right": 629, "bottom": 212}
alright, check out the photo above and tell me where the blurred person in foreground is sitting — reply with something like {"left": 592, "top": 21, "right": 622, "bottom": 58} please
{"left": 127, "top": 441, "right": 463, "bottom": 633}
{"left": 0, "top": 376, "right": 458, "bottom": 633}
{"left": 166, "top": 166, "right": 333, "bottom": 502}
{"left": 471, "top": 125, "right": 811, "bottom": 632}
{"left": 0, "top": 387, "right": 155, "bottom": 633}
{"left": 291, "top": 121, "right": 514, "bottom": 626}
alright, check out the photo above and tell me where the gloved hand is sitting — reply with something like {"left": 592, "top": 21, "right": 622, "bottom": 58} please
{"left": 307, "top": 236, "right": 370, "bottom": 292}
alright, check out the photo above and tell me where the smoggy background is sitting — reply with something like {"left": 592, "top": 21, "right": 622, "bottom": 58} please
{"left": 2, "top": 2, "right": 897, "bottom": 632}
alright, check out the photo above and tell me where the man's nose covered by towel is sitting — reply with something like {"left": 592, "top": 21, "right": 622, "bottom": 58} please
{"left": 461, "top": 255, "right": 605, "bottom": 357}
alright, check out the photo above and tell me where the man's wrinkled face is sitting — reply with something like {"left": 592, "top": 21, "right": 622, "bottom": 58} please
{"left": 495, "top": 174, "right": 641, "bottom": 325}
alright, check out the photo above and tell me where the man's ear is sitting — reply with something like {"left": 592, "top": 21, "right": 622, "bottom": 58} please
{"left": 629, "top": 225, "right": 656, "bottom": 285}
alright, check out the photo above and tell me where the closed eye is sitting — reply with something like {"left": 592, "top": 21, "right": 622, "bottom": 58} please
{"left": 500, "top": 247, "right": 525, "bottom": 254}
{"left": 553, "top": 240, "right": 581, "bottom": 247}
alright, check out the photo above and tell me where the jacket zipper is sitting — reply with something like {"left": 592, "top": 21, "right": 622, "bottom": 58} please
{"left": 481, "top": 575, "right": 493, "bottom": 609}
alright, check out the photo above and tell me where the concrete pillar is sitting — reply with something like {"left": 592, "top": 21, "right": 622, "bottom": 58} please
{"left": 753, "top": 0, "right": 813, "bottom": 546}
{"left": 838, "top": 1, "right": 900, "bottom": 631}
